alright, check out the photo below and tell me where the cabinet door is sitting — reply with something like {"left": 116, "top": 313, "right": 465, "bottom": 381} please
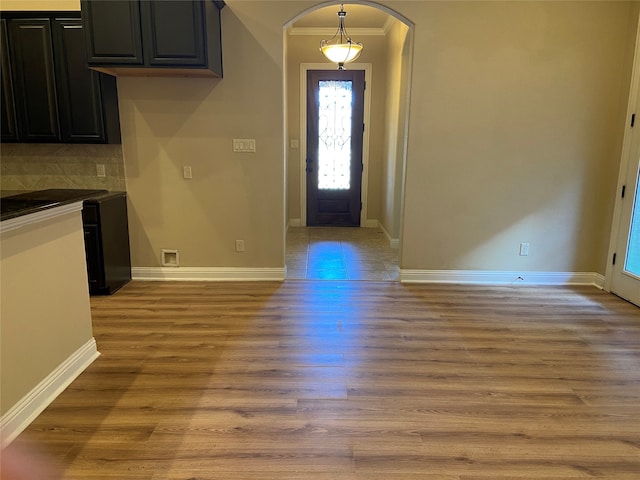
{"left": 84, "top": 225, "right": 105, "bottom": 291}
{"left": 141, "top": 0, "right": 206, "bottom": 67}
{"left": 1, "top": 19, "right": 18, "bottom": 142}
{"left": 8, "top": 18, "right": 60, "bottom": 142}
{"left": 53, "top": 18, "right": 106, "bottom": 143}
{"left": 81, "top": 0, "right": 144, "bottom": 65}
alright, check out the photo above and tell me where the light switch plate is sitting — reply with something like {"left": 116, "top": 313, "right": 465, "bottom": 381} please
{"left": 233, "top": 139, "right": 256, "bottom": 153}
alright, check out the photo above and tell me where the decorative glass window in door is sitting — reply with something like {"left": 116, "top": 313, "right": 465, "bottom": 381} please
{"left": 317, "top": 80, "right": 352, "bottom": 190}
{"left": 624, "top": 163, "right": 640, "bottom": 277}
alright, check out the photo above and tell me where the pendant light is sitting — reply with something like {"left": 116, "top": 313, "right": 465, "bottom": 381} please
{"left": 320, "top": 4, "right": 363, "bottom": 70}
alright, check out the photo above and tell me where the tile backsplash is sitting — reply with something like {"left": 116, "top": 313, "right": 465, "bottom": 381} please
{"left": 0, "top": 143, "right": 126, "bottom": 191}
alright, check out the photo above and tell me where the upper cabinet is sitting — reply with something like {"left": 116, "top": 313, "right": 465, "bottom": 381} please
{"left": 81, "top": 0, "right": 224, "bottom": 78}
{"left": 1, "top": 19, "right": 19, "bottom": 142}
{"left": 0, "top": 12, "right": 121, "bottom": 144}
{"left": 7, "top": 17, "right": 60, "bottom": 142}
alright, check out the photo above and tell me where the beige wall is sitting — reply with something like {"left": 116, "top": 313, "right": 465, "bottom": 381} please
{"left": 1, "top": 211, "right": 94, "bottom": 415}
{"left": 285, "top": 32, "right": 389, "bottom": 225}
{"left": 4, "top": 0, "right": 636, "bottom": 277}
{"left": 379, "top": 20, "right": 409, "bottom": 240}
{"left": 113, "top": 0, "right": 640, "bottom": 274}
{"left": 397, "top": 1, "right": 637, "bottom": 273}
{"left": 120, "top": 5, "right": 290, "bottom": 268}
{"left": 0, "top": 0, "right": 79, "bottom": 10}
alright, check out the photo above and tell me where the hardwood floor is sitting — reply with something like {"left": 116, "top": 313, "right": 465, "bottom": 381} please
{"left": 6, "top": 281, "right": 640, "bottom": 479}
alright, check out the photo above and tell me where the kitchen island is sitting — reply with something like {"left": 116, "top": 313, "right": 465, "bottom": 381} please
{"left": 0, "top": 190, "right": 102, "bottom": 446}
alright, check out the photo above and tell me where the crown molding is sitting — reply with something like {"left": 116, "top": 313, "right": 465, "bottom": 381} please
{"left": 287, "top": 27, "right": 386, "bottom": 37}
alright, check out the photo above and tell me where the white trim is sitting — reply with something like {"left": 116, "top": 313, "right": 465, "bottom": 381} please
{"left": 288, "top": 27, "right": 386, "bottom": 37}
{"left": 285, "top": 2, "right": 414, "bottom": 30}
{"left": 299, "top": 62, "right": 372, "bottom": 227}
{"left": 132, "top": 267, "right": 285, "bottom": 281}
{"left": 382, "top": 15, "right": 396, "bottom": 35}
{"left": 379, "top": 222, "right": 400, "bottom": 249}
{"left": 399, "top": 270, "right": 605, "bottom": 287}
{"left": 0, "top": 202, "right": 82, "bottom": 235}
{"left": 363, "top": 219, "right": 378, "bottom": 228}
{"left": 605, "top": 9, "right": 640, "bottom": 292}
{"left": 1, "top": 338, "right": 99, "bottom": 448}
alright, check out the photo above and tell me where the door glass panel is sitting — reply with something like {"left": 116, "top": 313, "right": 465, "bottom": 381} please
{"left": 317, "top": 80, "right": 352, "bottom": 190}
{"left": 624, "top": 164, "right": 640, "bottom": 277}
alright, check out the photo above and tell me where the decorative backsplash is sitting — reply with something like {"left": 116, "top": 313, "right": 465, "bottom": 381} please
{"left": 0, "top": 143, "right": 126, "bottom": 192}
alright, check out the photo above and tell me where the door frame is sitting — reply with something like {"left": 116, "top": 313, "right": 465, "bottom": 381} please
{"left": 299, "top": 62, "right": 373, "bottom": 227}
{"left": 605, "top": 9, "right": 640, "bottom": 297}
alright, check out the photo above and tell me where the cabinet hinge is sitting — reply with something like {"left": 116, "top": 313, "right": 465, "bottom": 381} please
{"left": 632, "top": 113, "right": 635, "bottom": 127}
{"left": 613, "top": 253, "right": 617, "bottom": 265}
{"left": 622, "top": 185, "right": 626, "bottom": 198}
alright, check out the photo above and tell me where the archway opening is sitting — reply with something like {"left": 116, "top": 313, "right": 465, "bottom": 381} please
{"left": 283, "top": 2, "right": 414, "bottom": 281}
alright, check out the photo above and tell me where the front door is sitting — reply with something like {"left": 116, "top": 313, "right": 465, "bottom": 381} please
{"left": 611, "top": 142, "right": 640, "bottom": 307}
{"left": 306, "top": 69, "right": 365, "bottom": 226}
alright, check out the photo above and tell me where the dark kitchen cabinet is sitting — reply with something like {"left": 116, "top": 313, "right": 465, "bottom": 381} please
{"left": 81, "top": 0, "right": 223, "bottom": 77}
{"left": 82, "top": 192, "right": 131, "bottom": 295}
{"left": 82, "top": 1, "right": 143, "bottom": 65}
{"left": 52, "top": 18, "right": 120, "bottom": 143}
{"left": 1, "top": 19, "right": 18, "bottom": 142}
{"left": 8, "top": 17, "right": 60, "bottom": 142}
{"left": 0, "top": 12, "right": 121, "bottom": 144}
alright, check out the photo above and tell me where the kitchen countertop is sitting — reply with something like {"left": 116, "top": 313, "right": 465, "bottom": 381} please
{"left": 0, "top": 189, "right": 113, "bottom": 222}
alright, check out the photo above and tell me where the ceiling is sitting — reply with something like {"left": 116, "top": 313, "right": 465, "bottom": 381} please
{"left": 290, "top": 4, "right": 393, "bottom": 33}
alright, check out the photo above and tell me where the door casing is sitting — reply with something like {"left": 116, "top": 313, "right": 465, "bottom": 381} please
{"left": 605, "top": 8, "right": 640, "bottom": 306}
{"left": 299, "top": 62, "right": 373, "bottom": 227}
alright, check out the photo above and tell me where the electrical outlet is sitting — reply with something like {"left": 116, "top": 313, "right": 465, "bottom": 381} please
{"left": 519, "top": 242, "right": 530, "bottom": 256}
{"left": 235, "top": 240, "right": 245, "bottom": 252}
{"left": 96, "top": 164, "right": 106, "bottom": 177}
{"left": 183, "top": 166, "right": 192, "bottom": 179}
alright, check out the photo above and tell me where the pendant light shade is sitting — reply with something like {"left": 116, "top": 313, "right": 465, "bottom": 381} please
{"left": 320, "top": 4, "right": 363, "bottom": 70}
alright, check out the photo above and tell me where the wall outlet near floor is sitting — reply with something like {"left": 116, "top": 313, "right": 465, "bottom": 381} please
{"left": 519, "top": 242, "right": 530, "bottom": 256}
{"left": 162, "top": 249, "right": 180, "bottom": 267}
{"left": 96, "top": 164, "right": 106, "bottom": 177}
{"left": 235, "top": 240, "right": 245, "bottom": 252}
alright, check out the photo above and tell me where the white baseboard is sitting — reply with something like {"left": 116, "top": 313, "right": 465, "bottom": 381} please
{"left": 1, "top": 338, "right": 99, "bottom": 448}
{"left": 132, "top": 267, "right": 285, "bottom": 281}
{"left": 288, "top": 219, "right": 380, "bottom": 229}
{"left": 363, "top": 219, "right": 379, "bottom": 228}
{"left": 593, "top": 273, "right": 605, "bottom": 289}
{"left": 378, "top": 223, "right": 400, "bottom": 249}
{"left": 399, "top": 270, "right": 605, "bottom": 287}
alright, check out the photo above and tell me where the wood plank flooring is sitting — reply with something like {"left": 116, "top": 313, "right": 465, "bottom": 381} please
{"left": 5, "top": 281, "right": 640, "bottom": 479}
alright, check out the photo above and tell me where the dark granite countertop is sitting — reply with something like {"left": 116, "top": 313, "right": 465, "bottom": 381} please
{"left": 0, "top": 189, "right": 116, "bottom": 222}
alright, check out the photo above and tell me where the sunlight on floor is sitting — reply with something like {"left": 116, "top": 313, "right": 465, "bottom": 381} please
{"left": 286, "top": 227, "right": 399, "bottom": 280}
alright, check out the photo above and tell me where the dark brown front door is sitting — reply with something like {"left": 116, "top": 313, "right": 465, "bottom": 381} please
{"left": 306, "top": 69, "right": 365, "bottom": 226}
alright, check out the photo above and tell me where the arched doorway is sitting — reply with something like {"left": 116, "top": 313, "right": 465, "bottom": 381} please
{"left": 283, "top": 2, "right": 414, "bottom": 281}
